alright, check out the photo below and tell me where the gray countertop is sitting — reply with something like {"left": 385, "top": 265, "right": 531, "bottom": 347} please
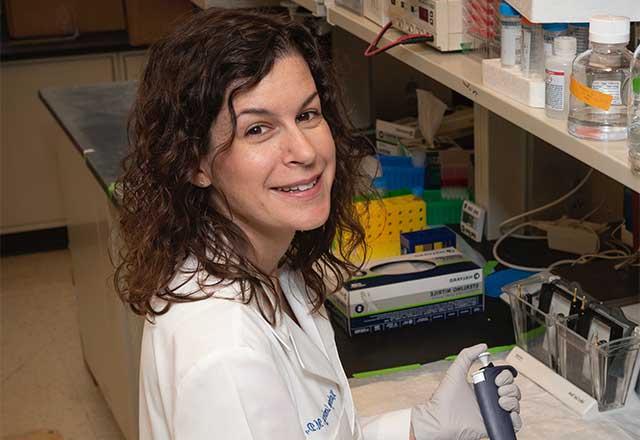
{"left": 40, "top": 81, "right": 136, "bottom": 197}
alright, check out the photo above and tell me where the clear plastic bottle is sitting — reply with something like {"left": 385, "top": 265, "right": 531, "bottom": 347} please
{"left": 543, "top": 23, "right": 568, "bottom": 57}
{"left": 567, "top": 15, "right": 633, "bottom": 141}
{"left": 521, "top": 18, "right": 544, "bottom": 78}
{"left": 499, "top": 2, "right": 521, "bottom": 67}
{"left": 545, "top": 36, "right": 577, "bottom": 119}
{"left": 629, "top": 44, "right": 640, "bottom": 174}
{"left": 568, "top": 23, "right": 590, "bottom": 54}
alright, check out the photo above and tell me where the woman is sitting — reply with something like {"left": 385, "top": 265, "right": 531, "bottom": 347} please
{"left": 116, "top": 8, "right": 522, "bottom": 440}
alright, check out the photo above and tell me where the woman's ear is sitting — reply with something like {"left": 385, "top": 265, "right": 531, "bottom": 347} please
{"left": 191, "top": 156, "right": 213, "bottom": 188}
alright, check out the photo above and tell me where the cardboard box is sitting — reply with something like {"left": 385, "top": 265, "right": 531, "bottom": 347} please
{"left": 376, "top": 139, "right": 403, "bottom": 156}
{"left": 5, "top": 0, "right": 126, "bottom": 39}
{"left": 327, "top": 247, "right": 484, "bottom": 336}
{"left": 124, "top": 0, "right": 195, "bottom": 46}
{"left": 376, "top": 118, "right": 422, "bottom": 141}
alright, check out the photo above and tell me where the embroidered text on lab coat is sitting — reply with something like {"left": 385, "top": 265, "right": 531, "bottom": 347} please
{"left": 304, "top": 389, "right": 338, "bottom": 435}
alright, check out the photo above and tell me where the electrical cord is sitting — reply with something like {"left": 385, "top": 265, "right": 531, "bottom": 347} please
{"left": 494, "top": 218, "right": 638, "bottom": 272}
{"left": 552, "top": 219, "right": 640, "bottom": 269}
{"left": 603, "top": 221, "right": 632, "bottom": 254}
{"left": 499, "top": 169, "right": 594, "bottom": 240}
{"left": 492, "top": 221, "right": 550, "bottom": 272}
{"left": 580, "top": 199, "right": 605, "bottom": 221}
{"left": 364, "top": 22, "right": 433, "bottom": 57}
{"left": 547, "top": 250, "right": 640, "bottom": 271}
{"left": 491, "top": 169, "right": 608, "bottom": 271}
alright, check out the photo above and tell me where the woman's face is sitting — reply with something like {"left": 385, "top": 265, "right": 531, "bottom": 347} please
{"left": 199, "top": 54, "right": 336, "bottom": 246}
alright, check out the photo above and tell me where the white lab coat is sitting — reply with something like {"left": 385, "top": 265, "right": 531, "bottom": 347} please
{"left": 139, "top": 257, "right": 412, "bottom": 439}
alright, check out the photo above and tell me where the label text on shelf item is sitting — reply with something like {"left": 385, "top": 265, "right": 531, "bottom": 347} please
{"left": 591, "top": 80, "right": 622, "bottom": 106}
{"left": 570, "top": 76, "right": 613, "bottom": 111}
{"left": 545, "top": 69, "right": 566, "bottom": 111}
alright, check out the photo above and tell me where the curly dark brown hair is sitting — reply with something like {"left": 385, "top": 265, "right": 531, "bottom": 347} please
{"left": 115, "top": 8, "right": 373, "bottom": 323}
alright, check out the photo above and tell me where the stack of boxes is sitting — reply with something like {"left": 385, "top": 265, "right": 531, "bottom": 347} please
{"left": 334, "top": 192, "right": 485, "bottom": 336}
{"left": 327, "top": 115, "right": 484, "bottom": 336}
{"left": 374, "top": 117, "right": 472, "bottom": 226}
{"left": 375, "top": 118, "right": 423, "bottom": 156}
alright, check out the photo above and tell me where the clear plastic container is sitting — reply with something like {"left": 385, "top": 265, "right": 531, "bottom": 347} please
{"left": 499, "top": 1, "right": 521, "bottom": 67}
{"left": 503, "top": 272, "right": 640, "bottom": 412}
{"left": 569, "top": 22, "right": 590, "bottom": 54}
{"left": 504, "top": 272, "right": 563, "bottom": 368}
{"left": 556, "top": 315, "right": 640, "bottom": 411}
{"left": 545, "top": 36, "right": 577, "bottom": 119}
{"left": 507, "top": 283, "right": 558, "bottom": 369}
{"left": 568, "top": 15, "right": 633, "bottom": 141}
{"left": 543, "top": 23, "right": 568, "bottom": 57}
{"left": 629, "top": 44, "right": 640, "bottom": 174}
{"left": 520, "top": 17, "right": 544, "bottom": 78}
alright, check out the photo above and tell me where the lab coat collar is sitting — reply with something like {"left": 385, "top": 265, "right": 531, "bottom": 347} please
{"left": 257, "top": 270, "right": 340, "bottom": 386}
{"left": 279, "top": 270, "right": 327, "bottom": 351}
{"left": 256, "top": 309, "right": 341, "bottom": 385}
{"left": 278, "top": 270, "right": 357, "bottom": 436}
{"left": 282, "top": 313, "right": 341, "bottom": 385}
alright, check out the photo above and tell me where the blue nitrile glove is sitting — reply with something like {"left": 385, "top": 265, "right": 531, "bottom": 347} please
{"left": 411, "top": 344, "right": 522, "bottom": 440}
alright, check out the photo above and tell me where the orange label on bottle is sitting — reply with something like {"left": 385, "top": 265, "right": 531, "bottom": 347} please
{"left": 570, "top": 76, "right": 613, "bottom": 111}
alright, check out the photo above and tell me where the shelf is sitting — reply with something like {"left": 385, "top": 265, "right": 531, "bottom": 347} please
{"left": 292, "top": 0, "right": 326, "bottom": 17}
{"left": 505, "top": 0, "right": 640, "bottom": 23}
{"left": 326, "top": 5, "right": 640, "bottom": 193}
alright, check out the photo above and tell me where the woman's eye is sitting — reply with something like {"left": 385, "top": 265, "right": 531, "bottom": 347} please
{"left": 296, "top": 111, "right": 319, "bottom": 123}
{"left": 246, "top": 125, "right": 266, "bottom": 136}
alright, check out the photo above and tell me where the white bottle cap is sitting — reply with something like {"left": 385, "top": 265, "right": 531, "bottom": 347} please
{"left": 553, "top": 36, "right": 577, "bottom": 56}
{"left": 589, "top": 15, "right": 630, "bottom": 44}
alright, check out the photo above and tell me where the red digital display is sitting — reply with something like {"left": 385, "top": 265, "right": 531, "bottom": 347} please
{"left": 419, "top": 6, "right": 428, "bottom": 21}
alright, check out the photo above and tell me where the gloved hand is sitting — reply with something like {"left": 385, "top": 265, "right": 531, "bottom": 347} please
{"left": 411, "top": 344, "right": 522, "bottom": 440}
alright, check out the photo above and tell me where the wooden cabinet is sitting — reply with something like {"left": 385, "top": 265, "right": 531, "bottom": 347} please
{"left": 119, "top": 51, "right": 149, "bottom": 81}
{"left": 1, "top": 49, "right": 150, "bottom": 235}
{"left": 1, "top": 54, "right": 117, "bottom": 234}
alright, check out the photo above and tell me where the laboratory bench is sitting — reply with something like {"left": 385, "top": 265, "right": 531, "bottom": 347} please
{"left": 40, "top": 80, "right": 518, "bottom": 438}
{"left": 349, "top": 350, "right": 640, "bottom": 440}
{"left": 31, "top": 3, "right": 640, "bottom": 438}
{"left": 40, "top": 80, "right": 639, "bottom": 440}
